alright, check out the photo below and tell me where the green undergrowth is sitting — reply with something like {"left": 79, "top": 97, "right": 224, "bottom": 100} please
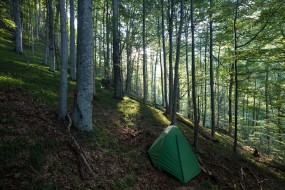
{"left": 0, "top": 25, "right": 76, "bottom": 110}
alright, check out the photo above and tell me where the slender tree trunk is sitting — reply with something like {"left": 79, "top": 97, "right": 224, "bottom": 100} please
{"left": 70, "top": 0, "right": 76, "bottom": 80}
{"left": 48, "top": 0, "right": 55, "bottom": 72}
{"left": 44, "top": 5, "right": 49, "bottom": 65}
{"left": 154, "top": 50, "right": 158, "bottom": 104}
{"left": 72, "top": 0, "right": 94, "bottom": 131}
{"left": 171, "top": 0, "right": 183, "bottom": 124}
{"left": 216, "top": 43, "right": 221, "bottom": 129}
{"left": 113, "top": 0, "right": 123, "bottom": 98}
{"left": 135, "top": 49, "right": 140, "bottom": 95}
{"left": 168, "top": 0, "right": 174, "bottom": 116}
{"left": 209, "top": 0, "right": 215, "bottom": 138}
{"left": 13, "top": 0, "right": 23, "bottom": 53}
{"left": 203, "top": 31, "right": 208, "bottom": 127}
{"left": 191, "top": 0, "right": 199, "bottom": 152}
{"left": 158, "top": 18, "right": 164, "bottom": 106}
{"left": 106, "top": 0, "right": 111, "bottom": 80}
{"left": 185, "top": 11, "right": 191, "bottom": 119}
{"left": 36, "top": 0, "right": 40, "bottom": 41}
{"left": 228, "top": 64, "right": 234, "bottom": 135}
{"left": 252, "top": 79, "right": 256, "bottom": 127}
{"left": 92, "top": 0, "right": 96, "bottom": 97}
{"left": 233, "top": 0, "right": 238, "bottom": 152}
{"left": 161, "top": 0, "right": 168, "bottom": 109}
{"left": 59, "top": 0, "right": 68, "bottom": 120}
{"left": 265, "top": 65, "right": 270, "bottom": 155}
{"left": 142, "top": 0, "right": 148, "bottom": 103}
{"left": 126, "top": 44, "right": 132, "bottom": 94}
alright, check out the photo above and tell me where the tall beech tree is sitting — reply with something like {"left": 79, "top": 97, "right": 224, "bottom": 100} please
{"left": 47, "top": 0, "right": 55, "bottom": 72}
{"left": 142, "top": 0, "right": 147, "bottom": 103}
{"left": 70, "top": 0, "right": 76, "bottom": 81}
{"left": 72, "top": 0, "right": 94, "bottom": 131}
{"left": 191, "top": 0, "right": 199, "bottom": 152}
{"left": 13, "top": 0, "right": 22, "bottom": 53}
{"left": 113, "top": 0, "right": 123, "bottom": 98}
{"left": 59, "top": 0, "right": 68, "bottom": 120}
{"left": 171, "top": 0, "right": 184, "bottom": 124}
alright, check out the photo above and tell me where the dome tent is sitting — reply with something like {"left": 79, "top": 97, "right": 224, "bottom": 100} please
{"left": 148, "top": 125, "right": 201, "bottom": 184}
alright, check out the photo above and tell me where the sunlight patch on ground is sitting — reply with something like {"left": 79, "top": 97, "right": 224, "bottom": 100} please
{"left": 0, "top": 75, "right": 25, "bottom": 87}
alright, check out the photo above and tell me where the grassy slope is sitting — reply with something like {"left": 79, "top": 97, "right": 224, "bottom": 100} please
{"left": 0, "top": 24, "right": 284, "bottom": 189}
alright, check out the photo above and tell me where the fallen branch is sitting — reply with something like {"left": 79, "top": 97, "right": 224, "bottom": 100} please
{"left": 204, "top": 161, "right": 231, "bottom": 172}
{"left": 240, "top": 167, "right": 245, "bottom": 180}
{"left": 239, "top": 182, "right": 245, "bottom": 190}
{"left": 176, "top": 114, "right": 219, "bottom": 143}
{"left": 197, "top": 155, "right": 216, "bottom": 182}
{"left": 247, "top": 167, "right": 262, "bottom": 190}
{"left": 67, "top": 114, "right": 96, "bottom": 179}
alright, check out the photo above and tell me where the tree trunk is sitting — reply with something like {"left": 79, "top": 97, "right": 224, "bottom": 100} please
{"left": 113, "top": 0, "right": 123, "bottom": 98}
{"left": 106, "top": 0, "right": 111, "bottom": 80}
{"left": 203, "top": 31, "right": 208, "bottom": 127}
{"left": 44, "top": 5, "right": 49, "bottom": 66}
{"left": 233, "top": 0, "right": 238, "bottom": 152}
{"left": 228, "top": 64, "right": 234, "bottom": 136}
{"left": 265, "top": 65, "right": 270, "bottom": 155}
{"left": 70, "top": 0, "right": 76, "bottom": 80}
{"left": 185, "top": 10, "right": 191, "bottom": 119}
{"left": 209, "top": 0, "right": 215, "bottom": 138}
{"left": 154, "top": 50, "right": 158, "bottom": 104}
{"left": 59, "top": 0, "right": 68, "bottom": 120}
{"left": 13, "top": 0, "right": 23, "bottom": 53}
{"left": 135, "top": 49, "right": 140, "bottom": 96}
{"left": 158, "top": 18, "right": 164, "bottom": 106}
{"left": 142, "top": 0, "right": 148, "bottom": 103}
{"left": 161, "top": 0, "right": 168, "bottom": 109}
{"left": 168, "top": 0, "right": 174, "bottom": 116}
{"left": 47, "top": 0, "right": 55, "bottom": 72}
{"left": 72, "top": 0, "right": 94, "bottom": 131}
{"left": 171, "top": 0, "right": 183, "bottom": 124}
{"left": 191, "top": 0, "right": 199, "bottom": 152}
{"left": 126, "top": 44, "right": 132, "bottom": 94}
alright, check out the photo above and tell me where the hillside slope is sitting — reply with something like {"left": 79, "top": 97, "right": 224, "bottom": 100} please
{"left": 0, "top": 25, "right": 284, "bottom": 190}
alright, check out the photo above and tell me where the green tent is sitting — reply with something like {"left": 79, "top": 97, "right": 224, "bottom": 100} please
{"left": 148, "top": 125, "right": 201, "bottom": 184}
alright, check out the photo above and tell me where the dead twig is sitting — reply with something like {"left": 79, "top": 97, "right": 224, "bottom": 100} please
{"left": 239, "top": 182, "right": 246, "bottom": 190}
{"left": 67, "top": 114, "right": 96, "bottom": 179}
{"left": 204, "top": 161, "right": 231, "bottom": 172}
{"left": 247, "top": 167, "right": 263, "bottom": 190}
{"left": 241, "top": 167, "right": 245, "bottom": 180}
{"left": 197, "top": 155, "right": 216, "bottom": 181}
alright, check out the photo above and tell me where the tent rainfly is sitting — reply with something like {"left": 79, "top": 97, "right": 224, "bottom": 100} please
{"left": 148, "top": 125, "right": 201, "bottom": 184}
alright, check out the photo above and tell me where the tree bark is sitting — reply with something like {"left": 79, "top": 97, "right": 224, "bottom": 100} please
{"left": 106, "top": 0, "right": 111, "bottom": 80}
{"left": 113, "top": 0, "right": 123, "bottom": 98}
{"left": 161, "top": 0, "right": 168, "bottom": 109}
{"left": 185, "top": 10, "right": 191, "bottom": 119}
{"left": 171, "top": 0, "right": 183, "bottom": 124}
{"left": 191, "top": 0, "right": 199, "bottom": 152}
{"left": 59, "top": 0, "right": 68, "bottom": 120}
{"left": 233, "top": 0, "right": 238, "bottom": 152}
{"left": 142, "top": 0, "right": 148, "bottom": 103}
{"left": 47, "top": 0, "right": 55, "bottom": 72}
{"left": 209, "top": 0, "right": 215, "bottom": 138}
{"left": 158, "top": 18, "right": 164, "bottom": 106}
{"left": 13, "top": 0, "right": 23, "bottom": 53}
{"left": 72, "top": 0, "right": 94, "bottom": 131}
{"left": 70, "top": 0, "right": 76, "bottom": 80}
{"left": 168, "top": 0, "right": 174, "bottom": 116}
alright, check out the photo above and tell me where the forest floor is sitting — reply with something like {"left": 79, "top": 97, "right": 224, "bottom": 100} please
{"left": 1, "top": 23, "right": 285, "bottom": 190}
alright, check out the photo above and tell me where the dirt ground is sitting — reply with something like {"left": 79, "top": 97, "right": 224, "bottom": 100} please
{"left": 0, "top": 87, "right": 284, "bottom": 189}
